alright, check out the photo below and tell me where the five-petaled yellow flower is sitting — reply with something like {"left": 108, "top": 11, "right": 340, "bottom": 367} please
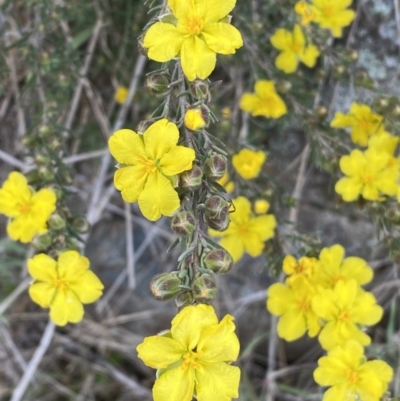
{"left": 143, "top": 0, "right": 243, "bottom": 81}
{"left": 209, "top": 196, "right": 276, "bottom": 262}
{"left": 109, "top": 119, "right": 195, "bottom": 221}
{"left": 314, "top": 340, "right": 393, "bottom": 401}
{"left": 331, "top": 103, "right": 386, "bottom": 146}
{"left": 240, "top": 80, "right": 287, "bottom": 119}
{"left": 137, "top": 304, "right": 240, "bottom": 401}
{"left": 0, "top": 171, "right": 56, "bottom": 243}
{"left": 335, "top": 148, "right": 399, "bottom": 202}
{"left": 28, "top": 251, "right": 104, "bottom": 326}
{"left": 232, "top": 148, "right": 266, "bottom": 179}
{"left": 295, "top": 1, "right": 316, "bottom": 25}
{"left": 270, "top": 24, "right": 320, "bottom": 74}
{"left": 310, "top": 0, "right": 355, "bottom": 38}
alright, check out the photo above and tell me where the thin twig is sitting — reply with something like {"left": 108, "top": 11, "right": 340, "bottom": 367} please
{"left": 0, "top": 150, "right": 28, "bottom": 170}
{"left": 124, "top": 202, "right": 136, "bottom": 289}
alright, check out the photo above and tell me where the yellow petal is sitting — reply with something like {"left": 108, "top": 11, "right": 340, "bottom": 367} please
{"left": 267, "top": 283, "right": 293, "bottom": 315}
{"left": 339, "top": 150, "right": 366, "bottom": 176}
{"left": 160, "top": 146, "right": 195, "bottom": 176}
{"left": 202, "top": 22, "right": 243, "bottom": 55}
{"left": 319, "top": 244, "right": 345, "bottom": 272}
{"left": 195, "top": 0, "right": 236, "bottom": 23}
{"left": 242, "top": 232, "right": 264, "bottom": 258}
{"left": 270, "top": 28, "right": 292, "bottom": 51}
{"left": 277, "top": 309, "right": 307, "bottom": 341}
{"left": 254, "top": 80, "right": 276, "bottom": 99}
{"left": 168, "top": 0, "right": 195, "bottom": 19}
{"left": 49, "top": 290, "right": 84, "bottom": 326}
{"left": 108, "top": 129, "right": 146, "bottom": 164}
{"left": 312, "top": 289, "right": 336, "bottom": 321}
{"left": 7, "top": 217, "right": 38, "bottom": 243}
{"left": 197, "top": 314, "right": 239, "bottom": 363}
{"left": 114, "top": 166, "right": 148, "bottom": 203}
{"left": 293, "top": 24, "right": 306, "bottom": 48}
{"left": 28, "top": 253, "right": 57, "bottom": 282}
{"left": 240, "top": 93, "right": 260, "bottom": 113}
{"left": 137, "top": 336, "right": 184, "bottom": 369}
{"left": 29, "top": 282, "right": 56, "bottom": 308}
{"left": 299, "top": 44, "right": 320, "bottom": 67}
{"left": 282, "top": 255, "right": 297, "bottom": 275}
{"left": 340, "top": 257, "right": 373, "bottom": 285}
{"left": 181, "top": 36, "right": 216, "bottom": 81}
{"left": 219, "top": 235, "right": 244, "bottom": 262}
{"left": 171, "top": 304, "right": 218, "bottom": 350}
{"left": 321, "top": 385, "right": 348, "bottom": 401}
{"left": 352, "top": 290, "right": 383, "bottom": 326}
{"left": 335, "top": 177, "right": 362, "bottom": 201}
{"left": 143, "top": 22, "right": 184, "bottom": 62}
{"left": 330, "top": 112, "right": 354, "bottom": 129}
{"left": 153, "top": 366, "right": 194, "bottom": 401}
{"left": 57, "top": 251, "right": 89, "bottom": 281}
{"left": 196, "top": 363, "right": 240, "bottom": 401}
{"left": 184, "top": 109, "right": 206, "bottom": 131}
{"left": 138, "top": 171, "right": 180, "bottom": 221}
{"left": 30, "top": 188, "right": 57, "bottom": 218}
{"left": 248, "top": 214, "right": 276, "bottom": 241}
{"left": 68, "top": 270, "right": 104, "bottom": 304}
{"left": 275, "top": 51, "right": 298, "bottom": 74}
{"left": 143, "top": 119, "right": 179, "bottom": 160}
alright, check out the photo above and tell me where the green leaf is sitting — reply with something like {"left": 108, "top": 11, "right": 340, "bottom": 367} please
{"left": 71, "top": 27, "right": 95, "bottom": 50}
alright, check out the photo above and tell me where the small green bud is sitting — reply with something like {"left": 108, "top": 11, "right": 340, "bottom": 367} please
{"left": 190, "top": 80, "right": 210, "bottom": 101}
{"left": 145, "top": 74, "right": 169, "bottom": 94}
{"left": 204, "top": 154, "right": 227, "bottom": 181}
{"left": 389, "top": 104, "right": 400, "bottom": 120}
{"left": 48, "top": 213, "right": 66, "bottom": 230}
{"left": 192, "top": 273, "right": 217, "bottom": 301}
{"left": 355, "top": 70, "right": 374, "bottom": 88}
{"left": 171, "top": 211, "right": 196, "bottom": 237}
{"left": 275, "top": 80, "right": 292, "bottom": 94}
{"left": 38, "top": 165, "right": 55, "bottom": 181}
{"left": 150, "top": 272, "right": 182, "bottom": 301}
{"left": 205, "top": 195, "right": 230, "bottom": 231}
{"left": 343, "top": 49, "right": 359, "bottom": 63}
{"left": 372, "top": 96, "right": 390, "bottom": 114}
{"left": 38, "top": 125, "right": 52, "bottom": 138}
{"left": 48, "top": 137, "right": 62, "bottom": 151}
{"left": 333, "top": 64, "right": 346, "bottom": 79}
{"left": 34, "top": 153, "right": 51, "bottom": 165}
{"left": 32, "top": 233, "right": 52, "bottom": 250}
{"left": 314, "top": 106, "right": 328, "bottom": 120}
{"left": 179, "top": 165, "right": 203, "bottom": 191}
{"left": 203, "top": 248, "right": 234, "bottom": 274}
{"left": 71, "top": 217, "right": 90, "bottom": 233}
{"left": 175, "top": 291, "right": 194, "bottom": 309}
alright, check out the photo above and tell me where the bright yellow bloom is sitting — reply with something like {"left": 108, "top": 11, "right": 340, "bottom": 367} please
{"left": 240, "top": 80, "right": 287, "bottom": 119}
{"left": 254, "top": 199, "right": 270, "bottom": 214}
{"left": 368, "top": 132, "right": 400, "bottom": 170}
{"left": 217, "top": 171, "right": 235, "bottom": 193}
{"left": 28, "top": 251, "right": 104, "bottom": 326}
{"left": 232, "top": 148, "right": 266, "bottom": 180}
{"left": 312, "top": 279, "right": 383, "bottom": 350}
{"left": 143, "top": 0, "right": 243, "bottom": 81}
{"left": 0, "top": 172, "right": 56, "bottom": 243}
{"left": 109, "top": 119, "right": 195, "bottom": 221}
{"left": 335, "top": 148, "right": 399, "bottom": 202}
{"left": 267, "top": 276, "right": 321, "bottom": 341}
{"left": 209, "top": 196, "right": 276, "bottom": 262}
{"left": 114, "top": 86, "right": 128, "bottom": 104}
{"left": 136, "top": 304, "right": 240, "bottom": 401}
{"left": 310, "top": 0, "right": 355, "bottom": 38}
{"left": 184, "top": 108, "right": 206, "bottom": 131}
{"left": 283, "top": 255, "right": 318, "bottom": 285}
{"left": 314, "top": 244, "right": 373, "bottom": 288}
{"left": 295, "top": 1, "right": 316, "bottom": 24}
{"left": 270, "top": 24, "right": 320, "bottom": 74}
{"left": 314, "top": 340, "right": 393, "bottom": 401}
{"left": 331, "top": 103, "right": 385, "bottom": 146}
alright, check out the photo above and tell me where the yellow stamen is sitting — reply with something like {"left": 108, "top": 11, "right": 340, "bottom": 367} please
{"left": 18, "top": 203, "right": 31, "bottom": 214}
{"left": 53, "top": 278, "right": 68, "bottom": 291}
{"left": 184, "top": 15, "right": 204, "bottom": 35}
{"left": 297, "top": 298, "right": 311, "bottom": 312}
{"left": 363, "top": 173, "right": 374, "bottom": 184}
{"left": 181, "top": 350, "right": 201, "bottom": 370}
{"left": 346, "top": 369, "right": 359, "bottom": 384}
{"left": 338, "top": 310, "right": 351, "bottom": 321}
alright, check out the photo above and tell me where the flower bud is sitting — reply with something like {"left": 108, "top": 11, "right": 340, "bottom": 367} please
{"left": 184, "top": 108, "right": 206, "bottom": 131}
{"left": 34, "top": 153, "right": 51, "bottom": 165}
{"left": 38, "top": 125, "right": 51, "bottom": 138}
{"left": 38, "top": 165, "right": 55, "bottom": 181}
{"left": 254, "top": 199, "right": 270, "bottom": 214}
{"left": 171, "top": 211, "right": 196, "bottom": 237}
{"left": 372, "top": 96, "right": 390, "bottom": 114}
{"left": 71, "top": 217, "right": 90, "bottom": 233}
{"left": 137, "top": 34, "right": 147, "bottom": 57}
{"left": 314, "top": 106, "right": 328, "bottom": 120}
{"left": 355, "top": 70, "right": 374, "bottom": 88}
{"left": 150, "top": 272, "right": 182, "bottom": 301}
{"left": 145, "top": 74, "right": 169, "bottom": 94}
{"left": 203, "top": 248, "right": 233, "bottom": 274}
{"left": 175, "top": 291, "right": 195, "bottom": 309}
{"left": 205, "top": 196, "right": 230, "bottom": 231}
{"left": 275, "top": 80, "right": 292, "bottom": 94}
{"left": 204, "top": 154, "right": 227, "bottom": 181}
{"left": 48, "top": 213, "right": 66, "bottom": 230}
{"left": 179, "top": 165, "right": 203, "bottom": 191}
{"left": 389, "top": 104, "right": 400, "bottom": 120}
{"left": 333, "top": 64, "right": 346, "bottom": 79}
{"left": 192, "top": 273, "right": 217, "bottom": 301}
{"left": 343, "top": 49, "right": 358, "bottom": 63}
{"left": 32, "top": 233, "right": 52, "bottom": 250}
{"left": 190, "top": 80, "right": 210, "bottom": 101}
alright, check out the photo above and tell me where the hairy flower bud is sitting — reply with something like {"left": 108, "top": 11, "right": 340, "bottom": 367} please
{"left": 333, "top": 64, "right": 346, "bottom": 79}
{"left": 150, "top": 272, "right": 182, "bottom": 301}
{"left": 38, "top": 165, "right": 55, "bottom": 181}
{"left": 192, "top": 273, "right": 217, "bottom": 301}
{"left": 179, "top": 165, "right": 203, "bottom": 191}
{"left": 205, "top": 196, "right": 230, "bottom": 231}
{"left": 71, "top": 217, "right": 90, "bottom": 233}
{"left": 175, "top": 291, "right": 195, "bottom": 309}
{"left": 343, "top": 49, "right": 359, "bottom": 63}
{"left": 48, "top": 213, "right": 66, "bottom": 230}
{"left": 314, "top": 106, "right": 328, "bottom": 120}
{"left": 372, "top": 96, "right": 390, "bottom": 114}
{"left": 145, "top": 74, "right": 169, "bottom": 94}
{"left": 204, "top": 154, "right": 227, "bottom": 181}
{"left": 190, "top": 80, "right": 210, "bottom": 101}
{"left": 275, "top": 80, "right": 292, "bottom": 94}
{"left": 171, "top": 211, "right": 196, "bottom": 237}
{"left": 203, "top": 248, "right": 234, "bottom": 274}
{"left": 32, "top": 233, "right": 52, "bottom": 250}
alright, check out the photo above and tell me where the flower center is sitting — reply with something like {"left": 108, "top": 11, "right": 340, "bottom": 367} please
{"left": 237, "top": 223, "right": 249, "bottom": 237}
{"left": 297, "top": 297, "right": 311, "bottom": 312}
{"left": 323, "top": 5, "right": 335, "bottom": 16}
{"left": 181, "top": 350, "right": 201, "bottom": 370}
{"left": 346, "top": 369, "right": 359, "bottom": 384}
{"left": 139, "top": 157, "right": 157, "bottom": 174}
{"left": 363, "top": 172, "right": 375, "bottom": 184}
{"left": 359, "top": 120, "right": 371, "bottom": 130}
{"left": 53, "top": 278, "right": 69, "bottom": 291}
{"left": 18, "top": 202, "right": 31, "bottom": 214}
{"left": 184, "top": 15, "right": 204, "bottom": 35}
{"left": 338, "top": 310, "right": 351, "bottom": 321}
{"left": 292, "top": 41, "right": 302, "bottom": 53}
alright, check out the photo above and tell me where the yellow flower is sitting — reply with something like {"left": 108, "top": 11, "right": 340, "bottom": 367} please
{"left": 254, "top": 199, "right": 270, "bottom": 214}
{"left": 217, "top": 171, "right": 235, "bottom": 193}
{"left": 314, "top": 244, "right": 373, "bottom": 288}
{"left": 0, "top": 172, "right": 56, "bottom": 243}
{"left": 295, "top": 1, "right": 316, "bottom": 24}
{"left": 283, "top": 255, "right": 318, "bottom": 285}
{"left": 240, "top": 80, "right": 287, "bottom": 119}
{"left": 368, "top": 132, "right": 400, "bottom": 170}
{"left": 270, "top": 24, "right": 320, "bottom": 73}
{"left": 335, "top": 148, "right": 399, "bottom": 202}
{"left": 28, "top": 251, "right": 104, "bottom": 326}
{"left": 330, "top": 103, "right": 385, "bottom": 146}
{"left": 209, "top": 196, "right": 276, "bottom": 262}
{"left": 314, "top": 340, "right": 393, "bottom": 401}
{"left": 109, "top": 119, "right": 195, "bottom": 221}
{"left": 267, "top": 275, "right": 321, "bottom": 341}
{"left": 232, "top": 148, "right": 266, "bottom": 179}
{"left": 143, "top": 0, "right": 243, "bottom": 81}
{"left": 312, "top": 279, "right": 383, "bottom": 350}
{"left": 310, "top": 0, "right": 356, "bottom": 38}
{"left": 184, "top": 108, "right": 206, "bottom": 131}
{"left": 114, "top": 86, "right": 128, "bottom": 104}
{"left": 136, "top": 304, "right": 240, "bottom": 401}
